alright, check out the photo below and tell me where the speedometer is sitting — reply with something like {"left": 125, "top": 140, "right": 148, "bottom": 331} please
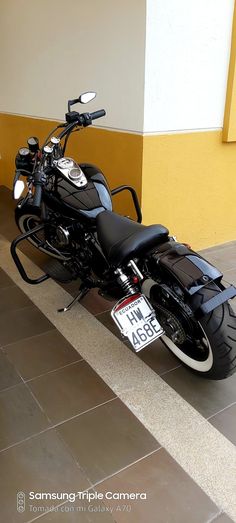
{"left": 55, "top": 157, "right": 88, "bottom": 188}
{"left": 57, "top": 158, "right": 74, "bottom": 169}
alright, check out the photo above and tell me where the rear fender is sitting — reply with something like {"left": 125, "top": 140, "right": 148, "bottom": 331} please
{"left": 152, "top": 241, "right": 223, "bottom": 295}
{"left": 144, "top": 241, "right": 236, "bottom": 318}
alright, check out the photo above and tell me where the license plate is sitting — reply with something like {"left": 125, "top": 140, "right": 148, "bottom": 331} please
{"left": 111, "top": 293, "right": 164, "bottom": 352}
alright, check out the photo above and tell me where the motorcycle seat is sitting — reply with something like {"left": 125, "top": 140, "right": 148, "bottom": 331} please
{"left": 96, "top": 210, "right": 169, "bottom": 265}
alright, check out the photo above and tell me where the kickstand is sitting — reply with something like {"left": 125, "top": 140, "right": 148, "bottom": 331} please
{"left": 58, "top": 286, "right": 89, "bottom": 313}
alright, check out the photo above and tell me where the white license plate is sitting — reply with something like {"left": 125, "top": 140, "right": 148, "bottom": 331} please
{"left": 111, "top": 293, "right": 164, "bottom": 352}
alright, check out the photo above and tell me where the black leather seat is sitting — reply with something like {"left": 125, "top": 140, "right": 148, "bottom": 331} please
{"left": 97, "top": 211, "right": 169, "bottom": 265}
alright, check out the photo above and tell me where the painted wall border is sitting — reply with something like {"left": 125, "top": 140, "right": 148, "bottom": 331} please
{"left": 223, "top": 0, "right": 236, "bottom": 142}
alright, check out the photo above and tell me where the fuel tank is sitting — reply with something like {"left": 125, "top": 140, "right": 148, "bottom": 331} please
{"left": 43, "top": 161, "right": 112, "bottom": 222}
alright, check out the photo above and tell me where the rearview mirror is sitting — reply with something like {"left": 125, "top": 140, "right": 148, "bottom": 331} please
{"left": 78, "top": 92, "right": 96, "bottom": 104}
{"left": 13, "top": 180, "right": 25, "bottom": 200}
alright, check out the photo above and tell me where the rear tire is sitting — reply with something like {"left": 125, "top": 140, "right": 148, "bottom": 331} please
{"left": 161, "top": 283, "right": 236, "bottom": 380}
{"left": 194, "top": 283, "right": 236, "bottom": 379}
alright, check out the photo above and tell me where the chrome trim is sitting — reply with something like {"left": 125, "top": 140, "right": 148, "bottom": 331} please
{"left": 54, "top": 157, "right": 88, "bottom": 188}
{"left": 128, "top": 259, "right": 144, "bottom": 280}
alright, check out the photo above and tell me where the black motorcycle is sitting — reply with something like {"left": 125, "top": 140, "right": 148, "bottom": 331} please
{"left": 11, "top": 91, "right": 236, "bottom": 380}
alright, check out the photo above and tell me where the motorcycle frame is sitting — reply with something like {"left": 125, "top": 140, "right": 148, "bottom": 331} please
{"left": 10, "top": 224, "right": 51, "bottom": 284}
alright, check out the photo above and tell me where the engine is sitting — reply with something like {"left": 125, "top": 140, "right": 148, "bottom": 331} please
{"left": 44, "top": 214, "right": 75, "bottom": 254}
{"left": 55, "top": 225, "right": 71, "bottom": 247}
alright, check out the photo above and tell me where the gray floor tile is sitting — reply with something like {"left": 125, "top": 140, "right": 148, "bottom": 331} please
{"left": 214, "top": 513, "right": 234, "bottom": 523}
{"left": 0, "top": 429, "right": 89, "bottom": 522}
{"left": 201, "top": 249, "right": 236, "bottom": 272}
{"left": 138, "top": 338, "right": 181, "bottom": 375}
{"left": 59, "top": 284, "right": 115, "bottom": 314}
{"left": 28, "top": 360, "right": 115, "bottom": 424}
{"left": 98, "top": 449, "right": 219, "bottom": 523}
{"left": 223, "top": 268, "right": 236, "bottom": 286}
{"left": 0, "top": 268, "right": 14, "bottom": 289}
{"left": 0, "top": 210, "right": 18, "bottom": 241}
{"left": 209, "top": 403, "right": 236, "bottom": 446}
{"left": 97, "top": 310, "right": 123, "bottom": 340}
{"left": 0, "top": 383, "right": 50, "bottom": 450}
{"left": 162, "top": 366, "right": 236, "bottom": 418}
{"left": 0, "top": 187, "right": 18, "bottom": 242}
{"left": 98, "top": 310, "right": 181, "bottom": 375}
{"left": 0, "top": 184, "right": 15, "bottom": 205}
{"left": 0, "top": 305, "right": 54, "bottom": 346}
{"left": 18, "top": 240, "right": 49, "bottom": 270}
{"left": 200, "top": 242, "right": 236, "bottom": 257}
{"left": 4, "top": 329, "right": 81, "bottom": 380}
{"left": 0, "top": 285, "right": 31, "bottom": 314}
{"left": 38, "top": 500, "right": 116, "bottom": 522}
{"left": 82, "top": 288, "right": 115, "bottom": 315}
{"left": 57, "top": 398, "right": 160, "bottom": 484}
{"left": 59, "top": 278, "right": 82, "bottom": 298}
{"left": 0, "top": 350, "right": 22, "bottom": 390}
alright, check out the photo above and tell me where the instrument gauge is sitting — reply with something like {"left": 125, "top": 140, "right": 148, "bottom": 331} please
{"left": 57, "top": 158, "right": 74, "bottom": 169}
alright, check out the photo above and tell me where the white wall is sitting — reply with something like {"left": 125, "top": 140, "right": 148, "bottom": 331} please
{"left": 1, "top": 0, "right": 235, "bottom": 135}
{"left": 0, "top": 0, "right": 146, "bottom": 132}
{"left": 144, "top": 0, "right": 235, "bottom": 133}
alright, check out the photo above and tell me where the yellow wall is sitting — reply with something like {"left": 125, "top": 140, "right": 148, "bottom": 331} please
{"left": 142, "top": 131, "right": 236, "bottom": 250}
{"left": 0, "top": 113, "right": 142, "bottom": 219}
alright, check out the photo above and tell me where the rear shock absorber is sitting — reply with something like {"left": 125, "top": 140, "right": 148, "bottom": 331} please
{"left": 115, "top": 267, "right": 138, "bottom": 295}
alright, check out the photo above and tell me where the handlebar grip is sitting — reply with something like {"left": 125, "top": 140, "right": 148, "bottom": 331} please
{"left": 90, "top": 109, "right": 106, "bottom": 121}
{"left": 33, "top": 183, "right": 43, "bottom": 207}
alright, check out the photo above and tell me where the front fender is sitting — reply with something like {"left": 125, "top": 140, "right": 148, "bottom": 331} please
{"left": 153, "top": 241, "right": 223, "bottom": 295}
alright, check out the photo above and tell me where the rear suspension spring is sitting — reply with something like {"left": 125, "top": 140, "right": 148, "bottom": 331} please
{"left": 115, "top": 268, "right": 138, "bottom": 295}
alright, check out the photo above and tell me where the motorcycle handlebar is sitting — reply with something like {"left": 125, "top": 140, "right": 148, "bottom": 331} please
{"left": 33, "top": 172, "right": 44, "bottom": 207}
{"left": 90, "top": 109, "right": 106, "bottom": 121}
{"left": 33, "top": 184, "right": 42, "bottom": 207}
{"left": 59, "top": 109, "right": 106, "bottom": 138}
{"left": 29, "top": 108, "right": 106, "bottom": 205}
{"left": 77, "top": 109, "right": 106, "bottom": 127}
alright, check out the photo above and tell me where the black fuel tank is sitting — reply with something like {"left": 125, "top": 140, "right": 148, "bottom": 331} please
{"left": 44, "top": 163, "right": 112, "bottom": 222}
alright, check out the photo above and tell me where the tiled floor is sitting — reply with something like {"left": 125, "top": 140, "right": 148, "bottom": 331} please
{"left": 0, "top": 185, "right": 236, "bottom": 522}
